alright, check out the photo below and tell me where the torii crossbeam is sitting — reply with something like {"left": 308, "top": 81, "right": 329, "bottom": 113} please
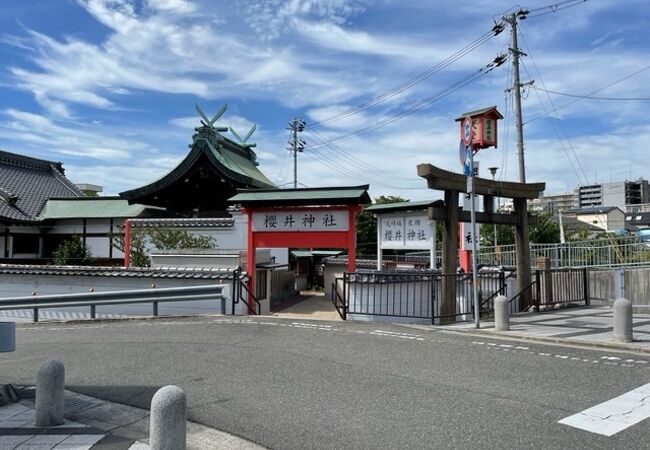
{"left": 417, "top": 163, "right": 545, "bottom": 321}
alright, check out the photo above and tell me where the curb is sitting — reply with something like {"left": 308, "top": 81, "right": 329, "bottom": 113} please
{"left": 436, "top": 326, "right": 650, "bottom": 354}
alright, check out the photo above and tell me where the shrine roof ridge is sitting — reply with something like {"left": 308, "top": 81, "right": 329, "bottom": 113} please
{"left": 229, "top": 185, "right": 371, "bottom": 206}
{"left": 365, "top": 199, "right": 443, "bottom": 214}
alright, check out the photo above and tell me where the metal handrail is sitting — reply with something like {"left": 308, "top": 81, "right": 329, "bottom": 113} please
{"left": 331, "top": 278, "right": 347, "bottom": 320}
{"left": 231, "top": 267, "right": 261, "bottom": 315}
{"left": 0, "top": 284, "right": 226, "bottom": 322}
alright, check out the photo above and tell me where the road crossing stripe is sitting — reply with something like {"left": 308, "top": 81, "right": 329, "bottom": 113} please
{"left": 559, "top": 383, "right": 650, "bottom": 436}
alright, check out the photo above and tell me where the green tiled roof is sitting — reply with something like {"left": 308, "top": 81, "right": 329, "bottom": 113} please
{"left": 229, "top": 185, "right": 371, "bottom": 206}
{"left": 290, "top": 250, "right": 313, "bottom": 258}
{"left": 120, "top": 131, "right": 275, "bottom": 202}
{"left": 365, "top": 200, "right": 440, "bottom": 213}
{"left": 39, "top": 197, "right": 156, "bottom": 219}
{"left": 205, "top": 139, "right": 275, "bottom": 188}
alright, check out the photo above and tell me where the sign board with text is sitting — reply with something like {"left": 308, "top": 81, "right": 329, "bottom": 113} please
{"left": 379, "top": 212, "right": 433, "bottom": 250}
{"left": 252, "top": 210, "right": 348, "bottom": 232}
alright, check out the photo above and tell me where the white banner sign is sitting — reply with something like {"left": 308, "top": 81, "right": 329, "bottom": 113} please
{"left": 252, "top": 210, "right": 348, "bottom": 232}
{"left": 379, "top": 213, "right": 433, "bottom": 250}
{"left": 460, "top": 221, "right": 480, "bottom": 251}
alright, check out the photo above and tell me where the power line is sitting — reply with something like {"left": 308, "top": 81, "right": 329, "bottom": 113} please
{"left": 307, "top": 25, "right": 505, "bottom": 129}
{"left": 309, "top": 55, "right": 508, "bottom": 149}
{"left": 525, "top": 0, "right": 587, "bottom": 18}
{"left": 524, "top": 65, "right": 650, "bottom": 124}
{"left": 518, "top": 25, "right": 588, "bottom": 186}
{"left": 530, "top": 86, "right": 650, "bottom": 101}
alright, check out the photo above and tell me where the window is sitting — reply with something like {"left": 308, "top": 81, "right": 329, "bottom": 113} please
{"left": 12, "top": 234, "right": 40, "bottom": 255}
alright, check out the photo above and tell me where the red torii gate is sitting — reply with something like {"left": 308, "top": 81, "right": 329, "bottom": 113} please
{"left": 229, "top": 185, "right": 371, "bottom": 310}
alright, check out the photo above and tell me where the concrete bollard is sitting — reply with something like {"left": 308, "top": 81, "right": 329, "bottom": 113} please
{"left": 613, "top": 298, "right": 633, "bottom": 343}
{"left": 494, "top": 295, "right": 510, "bottom": 331}
{"left": 35, "top": 358, "right": 65, "bottom": 427}
{"left": 150, "top": 385, "right": 187, "bottom": 450}
{"left": 0, "top": 322, "right": 15, "bottom": 353}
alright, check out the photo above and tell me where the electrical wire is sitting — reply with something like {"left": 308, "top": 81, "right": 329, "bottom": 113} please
{"left": 530, "top": 86, "right": 650, "bottom": 101}
{"left": 525, "top": 0, "right": 587, "bottom": 18}
{"left": 308, "top": 56, "right": 507, "bottom": 150}
{"left": 525, "top": 65, "right": 650, "bottom": 124}
{"left": 518, "top": 24, "right": 588, "bottom": 186}
{"left": 304, "top": 128, "right": 417, "bottom": 181}
{"left": 307, "top": 27, "right": 503, "bottom": 129}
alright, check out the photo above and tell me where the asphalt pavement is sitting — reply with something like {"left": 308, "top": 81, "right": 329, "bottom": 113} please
{"left": 1, "top": 316, "right": 649, "bottom": 449}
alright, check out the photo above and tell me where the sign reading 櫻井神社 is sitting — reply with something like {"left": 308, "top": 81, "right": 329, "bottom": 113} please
{"left": 380, "top": 213, "right": 433, "bottom": 250}
{"left": 251, "top": 210, "right": 348, "bottom": 232}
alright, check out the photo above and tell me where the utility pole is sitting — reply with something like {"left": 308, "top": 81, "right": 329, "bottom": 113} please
{"left": 287, "top": 118, "right": 305, "bottom": 188}
{"left": 503, "top": 11, "right": 533, "bottom": 184}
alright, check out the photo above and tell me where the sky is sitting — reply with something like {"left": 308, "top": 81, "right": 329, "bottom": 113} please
{"left": 0, "top": 0, "right": 649, "bottom": 202}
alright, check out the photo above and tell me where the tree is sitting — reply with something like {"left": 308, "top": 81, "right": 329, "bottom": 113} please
{"left": 52, "top": 236, "right": 91, "bottom": 265}
{"left": 112, "top": 227, "right": 216, "bottom": 267}
{"left": 480, "top": 210, "right": 560, "bottom": 246}
{"left": 356, "top": 196, "right": 408, "bottom": 255}
{"left": 148, "top": 228, "right": 215, "bottom": 251}
{"left": 529, "top": 211, "right": 560, "bottom": 243}
{"left": 480, "top": 223, "right": 515, "bottom": 246}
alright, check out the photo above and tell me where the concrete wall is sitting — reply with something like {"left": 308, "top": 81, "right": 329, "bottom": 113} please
{"left": 590, "top": 267, "right": 650, "bottom": 311}
{"left": 0, "top": 271, "right": 251, "bottom": 318}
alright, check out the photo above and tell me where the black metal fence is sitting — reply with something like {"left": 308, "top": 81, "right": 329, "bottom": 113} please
{"left": 332, "top": 267, "right": 592, "bottom": 323}
{"left": 331, "top": 270, "right": 507, "bottom": 323}
{"left": 510, "top": 267, "right": 590, "bottom": 312}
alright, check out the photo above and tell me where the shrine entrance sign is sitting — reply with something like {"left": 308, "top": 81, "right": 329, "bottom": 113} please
{"left": 228, "top": 185, "right": 371, "bottom": 313}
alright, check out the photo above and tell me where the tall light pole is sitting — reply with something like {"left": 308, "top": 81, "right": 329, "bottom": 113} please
{"left": 488, "top": 167, "right": 498, "bottom": 249}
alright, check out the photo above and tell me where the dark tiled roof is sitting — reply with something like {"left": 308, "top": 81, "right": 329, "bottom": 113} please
{"left": 0, "top": 264, "right": 235, "bottom": 280}
{"left": 0, "top": 150, "right": 82, "bottom": 223}
{"left": 128, "top": 217, "right": 235, "bottom": 228}
{"left": 625, "top": 212, "right": 650, "bottom": 226}
{"left": 565, "top": 206, "right": 623, "bottom": 215}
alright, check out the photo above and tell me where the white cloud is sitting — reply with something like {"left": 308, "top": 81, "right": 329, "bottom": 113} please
{"left": 0, "top": 109, "right": 150, "bottom": 160}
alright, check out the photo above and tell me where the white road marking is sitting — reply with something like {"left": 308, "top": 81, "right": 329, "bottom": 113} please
{"left": 559, "top": 383, "right": 650, "bottom": 436}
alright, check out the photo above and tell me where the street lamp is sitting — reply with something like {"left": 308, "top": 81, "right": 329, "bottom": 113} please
{"left": 488, "top": 167, "right": 498, "bottom": 249}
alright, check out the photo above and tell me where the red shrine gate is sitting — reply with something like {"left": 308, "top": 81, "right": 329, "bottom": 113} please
{"left": 229, "top": 186, "right": 371, "bottom": 313}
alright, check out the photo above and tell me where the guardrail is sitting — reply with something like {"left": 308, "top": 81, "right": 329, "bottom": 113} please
{"left": 0, "top": 284, "right": 226, "bottom": 322}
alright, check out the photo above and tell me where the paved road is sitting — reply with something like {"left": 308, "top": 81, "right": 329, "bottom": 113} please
{"left": 1, "top": 316, "right": 649, "bottom": 449}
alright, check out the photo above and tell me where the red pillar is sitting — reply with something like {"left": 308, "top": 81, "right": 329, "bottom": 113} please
{"left": 459, "top": 224, "right": 471, "bottom": 272}
{"left": 347, "top": 207, "right": 357, "bottom": 273}
{"left": 123, "top": 219, "right": 131, "bottom": 268}
{"left": 245, "top": 208, "right": 255, "bottom": 315}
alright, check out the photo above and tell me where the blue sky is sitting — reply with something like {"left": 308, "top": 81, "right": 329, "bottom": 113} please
{"left": 0, "top": 0, "right": 648, "bottom": 201}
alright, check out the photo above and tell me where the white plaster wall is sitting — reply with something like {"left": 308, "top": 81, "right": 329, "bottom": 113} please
{"left": 50, "top": 219, "right": 84, "bottom": 234}
{"left": 85, "top": 219, "right": 112, "bottom": 234}
{"left": 86, "top": 237, "right": 112, "bottom": 258}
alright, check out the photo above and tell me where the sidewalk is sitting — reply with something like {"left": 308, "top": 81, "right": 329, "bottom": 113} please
{"left": 0, "top": 388, "right": 265, "bottom": 450}
{"left": 437, "top": 306, "right": 650, "bottom": 353}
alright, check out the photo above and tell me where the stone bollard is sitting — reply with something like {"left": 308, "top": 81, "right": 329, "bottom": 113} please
{"left": 150, "top": 385, "right": 187, "bottom": 450}
{"left": 0, "top": 322, "right": 15, "bottom": 353}
{"left": 613, "top": 298, "right": 633, "bottom": 343}
{"left": 35, "top": 359, "right": 65, "bottom": 427}
{"left": 494, "top": 295, "right": 510, "bottom": 331}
